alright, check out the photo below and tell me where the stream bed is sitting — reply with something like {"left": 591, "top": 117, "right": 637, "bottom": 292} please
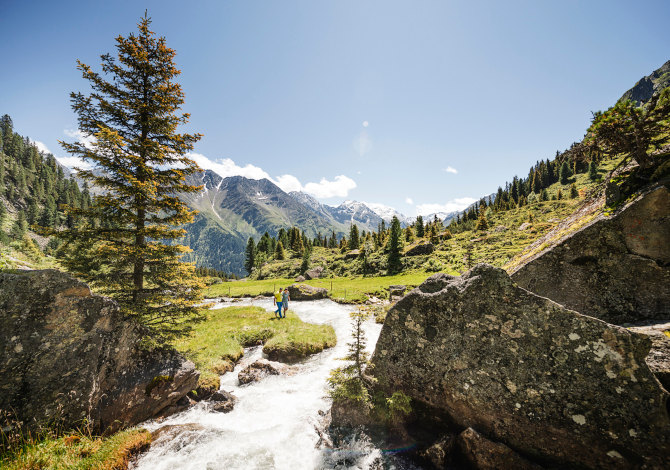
{"left": 131, "top": 298, "right": 423, "bottom": 470}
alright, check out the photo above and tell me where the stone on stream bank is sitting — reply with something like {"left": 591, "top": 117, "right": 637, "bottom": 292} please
{"left": 369, "top": 264, "right": 669, "bottom": 469}
{"left": 0, "top": 269, "right": 198, "bottom": 434}
{"left": 238, "top": 359, "right": 291, "bottom": 385}
{"left": 287, "top": 283, "right": 328, "bottom": 300}
{"left": 511, "top": 185, "right": 670, "bottom": 325}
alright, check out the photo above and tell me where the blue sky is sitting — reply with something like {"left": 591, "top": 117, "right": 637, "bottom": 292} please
{"left": 1, "top": 0, "right": 669, "bottom": 216}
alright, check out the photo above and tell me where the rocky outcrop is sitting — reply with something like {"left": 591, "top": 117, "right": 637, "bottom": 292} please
{"left": 238, "top": 359, "right": 289, "bottom": 385}
{"left": 629, "top": 322, "right": 670, "bottom": 391}
{"left": 457, "top": 428, "right": 541, "bottom": 470}
{"left": 0, "top": 269, "right": 198, "bottom": 434}
{"left": 288, "top": 283, "right": 328, "bottom": 300}
{"left": 405, "top": 241, "right": 435, "bottom": 256}
{"left": 511, "top": 185, "right": 670, "bottom": 325}
{"left": 345, "top": 249, "right": 360, "bottom": 259}
{"left": 370, "top": 264, "right": 669, "bottom": 469}
{"left": 304, "top": 266, "right": 325, "bottom": 280}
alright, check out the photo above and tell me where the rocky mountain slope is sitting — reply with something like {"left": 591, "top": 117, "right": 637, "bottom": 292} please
{"left": 620, "top": 59, "right": 670, "bottom": 104}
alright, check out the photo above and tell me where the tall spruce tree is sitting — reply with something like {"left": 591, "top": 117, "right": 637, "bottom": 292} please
{"left": 415, "top": 215, "right": 424, "bottom": 237}
{"left": 348, "top": 224, "right": 360, "bottom": 250}
{"left": 387, "top": 215, "right": 403, "bottom": 274}
{"left": 559, "top": 161, "right": 571, "bottom": 184}
{"left": 244, "top": 237, "right": 256, "bottom": 275}
{"left": 55, "top": 14, "right": 204, "bottom": 344}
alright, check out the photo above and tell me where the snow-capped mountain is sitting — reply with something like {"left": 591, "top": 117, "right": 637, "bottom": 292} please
{"left": 365, "top": 202, "right": 410, "bottom": 225}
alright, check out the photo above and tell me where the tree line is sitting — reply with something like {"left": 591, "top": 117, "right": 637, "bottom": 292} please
{"left": 0, "top": 114, "right": 92, "bottom": 246}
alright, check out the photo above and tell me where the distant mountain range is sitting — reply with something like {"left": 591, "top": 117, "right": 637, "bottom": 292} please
{"left": 178, "top": 170, "right": 411, "bottom": 274}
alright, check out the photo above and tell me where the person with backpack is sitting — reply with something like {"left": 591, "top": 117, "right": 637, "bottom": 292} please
{"left": 273, "top": 288, "right": 283, "bottom": 318}
{"left": 281, "top": 287, "right": 290, "bottom": 318}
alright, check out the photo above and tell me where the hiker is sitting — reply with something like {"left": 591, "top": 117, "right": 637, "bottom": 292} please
{"left": 282, "top": 287, "right": 290, "bottom": 318}
{"left": 273, "top": 288, "right": 283, "bottom": 317}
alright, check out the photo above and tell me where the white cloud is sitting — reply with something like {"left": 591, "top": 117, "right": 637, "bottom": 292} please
{"left": 64, "top": 129, "right": 95, "bottom": 149}
{"left": 416, "top": 197, "right": 477, "bottom": 216}
{"left": 34, "top": 141, "right": 51, "bottom": 155}
{"left": 444, "top": 166, "right": 458, "bottom": 174}
{"left": 274, "top": 174, "right": 303, "bottom": 193}
{"left": 55, "top": 155, "right": 92, "bottom": 170}
{"left": 304, "top": 175, "right": 357, "bottom": 199}
{"left": 362, "top": 120, "right": 369, "bottom": 128}
{"left": 189, "top": 152, "right": 357, "bottom": 199}
{"left": 405, "top": 197, "right": 413, "bottom": 204}
{"left": 188, "top": 153, "right": 271, "bottom": 180}
{"left": 353, "top": 130, "right": 372, "bottom": 157}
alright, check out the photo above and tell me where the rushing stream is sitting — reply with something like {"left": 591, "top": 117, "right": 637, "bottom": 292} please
{"left": 132, "top": 298, "right": 423, "bottom": 470}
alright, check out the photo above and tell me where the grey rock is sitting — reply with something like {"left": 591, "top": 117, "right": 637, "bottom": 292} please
{"left": 370, "top": 264, "right": 669, "bottom": 469}
{"left": 238, "top": 359, "right": 288, "bottom": 385}
{"left": 457, "top": 428, "right": 541, "bottom": 470}
{"left": 330, "top": 397, "right": 372, "bottom": 428}
{"left": 405, "top": 241, "right": 435, "bottom": 256}
{"left": 419, "top": 434, "right": 455, "bottom": 469}
{"left": 304, "top": 266, "right": 325, "bottom": 280}
{"left": 295, "top": 275, "right": 306, "bottom": 282}
{"left": 0, "top": 269, "right": 199, "bottom": 434}
{"left": 209, "top": 390, "right": 237, "bottom": 413}
{"left": 388, "top": 285, "right": 406, "bottom": 297}
{"left": 511, "top": 185, "right": 670, "bottom": 324}
{"left": 287, "top": 283, "right": 328, "bottom": 300}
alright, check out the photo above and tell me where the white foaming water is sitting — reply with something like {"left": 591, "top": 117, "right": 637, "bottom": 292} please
{"left": 131, "top": 298, "right": 409, "bottom": 470}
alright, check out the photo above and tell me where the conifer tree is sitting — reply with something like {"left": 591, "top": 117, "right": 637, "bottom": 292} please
{"left": 348, "top": 224, "right": 360, "bottom": 250}
{"left": 570, "top": 183, "right": 579, "bottom": 199}
{"left": 475, "top": 210, "right": 488, "bottom": 231}
{"left": 415, "top": 215, "right": 424, "bottom": 237}
{"left": 275, "top": 240, "right": 286, "bottom": 260}
{"left": 327, "top": 307, "right": 373, "bottom": 405}
{"left": 588, "top": 160, "right": 598, "bottom": 181}
{"left": 244, "top": 237, "right": 256, "bottom": 275}
{"left": 559, "top": 161, "right": 571, "bottom": 184}
{"left": 387, "top": 215, "right": 402, "bottom": 274}
{"left": 54, "top": 14, "right": 204, "bottom": 343}
{"left": 300, "top": 244, "right": 311, "bottom": 273}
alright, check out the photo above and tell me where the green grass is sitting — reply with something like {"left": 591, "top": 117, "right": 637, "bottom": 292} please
{"left": 0, "top": 428, "right": 151, "bottom": 470}
{"left": 173, "top": 305, "right": 336, "bottom": 384}
{"left": 205, "top": 271, "right": 436, "bottom": 303}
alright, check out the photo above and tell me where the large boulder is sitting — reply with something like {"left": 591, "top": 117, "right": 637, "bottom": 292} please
{"left": 405, "top": 241, "right": 435, "bottom": 256}
{"left": 0, "top": 269, "right": 199, "bottom": 434}
{"left": 456, "top": 427, "right": 541, "bottom": 470}
{"left": 370, "top": 264, "right": 669, "bottom": 469}
{"left": 304, "top": 266, "right": 325, "bottom": 280}
{"left": 287, "top": 283, "right": 328, "bottom": 300}
{"left": 511, "top": 185, "right": 670, "bottom": 324}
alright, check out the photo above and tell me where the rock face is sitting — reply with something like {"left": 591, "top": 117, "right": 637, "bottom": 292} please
{"left": 0, "top": 270, "right": 199, "bottom": 433}
{"left": 287, "top": 283, "right": 328, "bottom": 300}
{"left": 370, "top": 264, "right": 669, "bottom": 469}
{"left": 405, "top": 241, "right": 435, "bottom": 256}
{"left": 511, "top": 186, "right": 670, "bottom": 325}
{"left": 457, "top": 427, "right": 541, "bottom": 470}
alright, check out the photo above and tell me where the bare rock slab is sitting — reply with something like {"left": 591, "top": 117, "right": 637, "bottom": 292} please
{"left": 457, "top": 427, "right": 541, "bottom": 470}
{"left": 0, "top": 269, "right": 198, "bottom": 434}
{"left": 511, "top": 185, "right": 670, "bottom": 324}
{"left": 370, "top": 264, "right": 669, "bottom": 469}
